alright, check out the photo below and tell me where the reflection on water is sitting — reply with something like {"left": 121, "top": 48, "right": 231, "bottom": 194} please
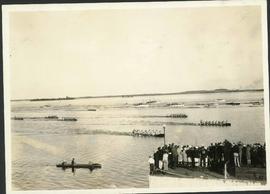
{"left": 11, "top": 92, "right": 265, "bottom": 190}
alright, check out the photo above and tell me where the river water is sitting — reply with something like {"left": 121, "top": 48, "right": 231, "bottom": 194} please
{"left": 10, "top": 91, "right": 265, "bottom": 190}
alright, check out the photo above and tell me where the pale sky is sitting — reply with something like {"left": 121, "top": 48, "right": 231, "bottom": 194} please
{"left": 8, "top": 5, "right": 264, "bottom": 99}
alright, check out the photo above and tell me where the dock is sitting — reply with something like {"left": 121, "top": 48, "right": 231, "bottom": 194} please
{"left": 155, "top": 167, "right": 224, "bottom": 179}
{"left": 150, "top": 167, "right": 266, "bottom": 188}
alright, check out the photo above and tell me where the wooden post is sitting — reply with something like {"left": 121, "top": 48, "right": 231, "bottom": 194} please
{"left": 163, "top": 124, "right": 166, "bottom": 146}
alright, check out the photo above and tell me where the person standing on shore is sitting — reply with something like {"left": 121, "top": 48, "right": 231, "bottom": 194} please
{"left": 238, "top": 142, "right": 243, "bottom": 166}
{"left": 163, "top": 151, "right": 169, "bottom": 171}
{"left": 183, "top": 146, "right": 188, "bottom": 166}
{"left": 232, "top": 144, "right": 240, "bottom": 167}
{"left": 208, "top": 143, "right": 215, "bottom": 167}
{"left": 246, "top": 144, "right": 251, "bottom": 166}
{"left": 177, "top": 145, "right": 183, "bottom": 166}
{"left": 154, "top": 149, "right": 159, "bottom": 169}
{"left": 172, "top": 145, "right": 178, "bottom": 169}
{"left": 148, "top": 156, "right": 155, "bottom": 175}
{"left": 159, "top": 159, "right": 163, "bottom": 170}
{"left": 200, "top": 146, "right": 207, "bottom": 167}
{"left": 157, "top": 147, "right": 163, "bottom": 169}
{"left": 168, "top": 143, "right": 174, "bottom": 168}
{"left": 223, "top": 140, "right": 232, "bottom": 163}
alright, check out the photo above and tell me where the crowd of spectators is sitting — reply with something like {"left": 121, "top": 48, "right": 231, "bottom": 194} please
{"left": 148, "top": 140, "right": 266, "bottom": 175}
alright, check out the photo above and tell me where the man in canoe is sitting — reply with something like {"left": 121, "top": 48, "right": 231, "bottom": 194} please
{"left": 71, "top": 158, "right": 75, "bottom": 166}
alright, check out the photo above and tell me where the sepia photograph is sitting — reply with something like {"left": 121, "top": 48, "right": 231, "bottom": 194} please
{"left": 2, "top": 0, "right": 270, "bottom": 193}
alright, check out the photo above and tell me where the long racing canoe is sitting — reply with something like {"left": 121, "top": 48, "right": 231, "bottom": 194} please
{"left": 56, "top": 163, "right": 102, "bottom": 169}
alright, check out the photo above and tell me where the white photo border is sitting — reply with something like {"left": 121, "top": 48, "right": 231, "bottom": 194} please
{"left": 2, "top": 0, "right": 270, "bottom": 193}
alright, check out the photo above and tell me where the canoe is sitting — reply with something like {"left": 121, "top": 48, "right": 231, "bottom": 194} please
{"left": 58, "top": 117, "right": 77, "bottom": 121}
{"left": 132, "top": 133, "right": 164, "bottom": 137}
{"left": 45, "top": 115, "right": 58, "bottom": 120}
{"left": 13, "top": 117, "right": 24, "bottom": 120}
{"left": 199, "top": 123, "right": 231, "bottom": 127}
{"left": 226, "top": 102, "right": 240, "bottom": 106}
{"left": 154, "top": 134, "right": 165, "bottom": 137}
{"left": 87, "top": 109, "right": 96, "bottom": 111}
{"left": 56, "top": 163, "right": 101, "bottom": 169}
{"left": 166, "top": 114, "right": 188, "bottom": 118}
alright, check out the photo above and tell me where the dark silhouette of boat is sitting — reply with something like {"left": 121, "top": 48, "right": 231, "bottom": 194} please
{"left": 133, "top": 102, "right": 144, "bottom": 106}
{"left": 199, "top": 120, "right": 231, "bottom": 127}
{"left": 146, "top": 100, "right": 157, "bottom": 104}
{"left": 87, "top": 109, "right": 96, "bottom": 111}
{"left": 225, "top": 102, "right": 240, "bottom": 106}
{"left": 58, "top": 117, "right": 77, "bottom": 121}
{"left": 132, "top": 129, "right": 164, "bottom": 137}
{"left": 12, "top": 117, "right": 24, "bottom": 120}
{"left": 153, "top": 134, "right": 165, "bottom": 137}
{"left": 251, "top": 102, "right": 261, "bottom": 105}
{"left": 45, "top": 115, "right": 58, "bottom": 120}
{"left": 132, "top": 133, "right": 165, "bottom": 137}
{"left": 56, "top": 162, "right": 101, "bottom": 170}
{"left": 44, "top": 116, "right": 77, "bottom": 121}
{"left": 166, "top": 114, "right": 188, "bottom": 118}
{"left": 166, "top": 102, "right": 179, "bottom": 106}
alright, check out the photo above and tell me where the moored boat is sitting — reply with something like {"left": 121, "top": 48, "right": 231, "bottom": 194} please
{"left": 199, "top": 120, "right": 231, "bottom": 127}
{"left": 58, "top": 117, "right": 77, "bottom": 121}
{"left": 132, "top": 129, "right": 164, "bottom": 137}
{"left": 166, "top": 114, "right": 188, "bottom": 118}
{"left": 45, "top": 115, "right": 58, "bottom": 119}
{"left": 153, "top": 134, "right": 165, "bottom": 137}
{"left": 225, "top": 102, "right": 240, "bottom": 106}
{"left": 12, "top": 117, "right": 24, "bottom": 120}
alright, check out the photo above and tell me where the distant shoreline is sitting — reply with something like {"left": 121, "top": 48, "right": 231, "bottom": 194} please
{"left": 11, "top": 88, "right": 264, "bottom": 102}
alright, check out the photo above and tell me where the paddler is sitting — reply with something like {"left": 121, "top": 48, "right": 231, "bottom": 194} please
{"left": 71, "top": 158, "right": 75, "bottom": 166}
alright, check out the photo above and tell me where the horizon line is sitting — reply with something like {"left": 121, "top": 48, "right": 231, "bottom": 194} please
{"left": 10, "top": 88, "right": 264, "bottom": 101}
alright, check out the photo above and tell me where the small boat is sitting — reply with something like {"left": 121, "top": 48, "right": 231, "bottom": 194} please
{"left": 132, "top": 133, "right": 164, "bottom": 137}
{"left": 225, "top": 102, "right": 240, "bottom": 106}
{"left": 134, "top": 102, "right": 144, "bottom": 106}
{"left": 87, "top": 109, "right": 96, "bottom": 111}
{"left": 251, "top": 102, "right": 261, "bottom": 105}
{"left": 166, "top": 114, "right": 188, "bottom": 118}
{"left": 153, "top": 134, "right": 165, "bottom": 137}
{"left": 45, "top": 115, "right": 58, "bottom": 119}
{"left": 146, "top": 100, "right": 157, "bottom": 104}
{"left": 166, "top": 102, "right": 179, "bottom": 106}
{"left": 56, "top": 162, "right": 101, "bottom": 169}
{"left": 132, "top": 130, "right": 165, "bottom": 138}
{"left": 58, "top": 117, "right": 77, "bottom": 121}
{"left": 13, "top": 117, "right": 24, "bottom": 120}
{"left": 199, "top": 120, "right": 231, "bottom": 127}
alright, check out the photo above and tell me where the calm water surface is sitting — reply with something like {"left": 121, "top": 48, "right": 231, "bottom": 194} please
{"left": 11, "top": 92, "right": 265, "bottom": 190}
